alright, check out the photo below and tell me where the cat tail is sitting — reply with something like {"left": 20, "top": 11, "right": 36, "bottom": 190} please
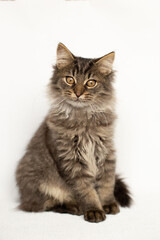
{"left": 114, "top": 175, "right": 133, "bottom": 207}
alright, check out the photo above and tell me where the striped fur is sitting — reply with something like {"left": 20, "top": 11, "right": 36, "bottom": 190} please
{"left": 16, "top": 43, "right": 132, "bottom": 223}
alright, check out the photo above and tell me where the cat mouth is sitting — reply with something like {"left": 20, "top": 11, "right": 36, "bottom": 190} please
{"left": 67, "top": 98, "right": 89, "bottom": 107}
{"left": 68, "top": 96, "right": 86, "bottom": 102}
{"left": 75, "top": 98, "right": 83, "bottom": 101}
{"left": 74, "top": 98, "right": 88, "bottom": 103}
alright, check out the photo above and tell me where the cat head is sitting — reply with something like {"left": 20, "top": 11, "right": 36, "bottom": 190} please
{"left": 49, "top": 43, "right": 115, "bottom": 109}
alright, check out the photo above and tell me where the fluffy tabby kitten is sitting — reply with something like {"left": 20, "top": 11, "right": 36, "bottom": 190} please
{"left": 16, "top": 43, "right": 132, "bottom": 223}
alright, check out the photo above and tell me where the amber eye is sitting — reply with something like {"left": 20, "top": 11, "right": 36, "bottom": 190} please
{"left": 65, "top": 76, "right": 75, "bottom": 85}
{"left": 86, "top": 80, "right": 97, "bottom": 88}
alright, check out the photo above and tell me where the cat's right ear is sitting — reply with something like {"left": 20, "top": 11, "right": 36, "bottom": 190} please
{"left": 56, "top": 43, "right": 74, "bottom": 69}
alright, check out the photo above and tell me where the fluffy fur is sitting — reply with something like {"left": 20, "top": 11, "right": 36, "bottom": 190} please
{"left": 16, "top": 43, "right": 132, "bottom": 223}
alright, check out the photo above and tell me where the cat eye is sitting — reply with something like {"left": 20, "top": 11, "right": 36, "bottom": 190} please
{"left": 86, "top": 80, "right": 97, "bottom": 88}
{"left": 65, "top": 76, "right": 75, "bottom": 85}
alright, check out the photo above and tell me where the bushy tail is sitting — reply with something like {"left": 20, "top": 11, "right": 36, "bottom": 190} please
{"left": 114, "top": 175, "right": 132, "bottom": 207}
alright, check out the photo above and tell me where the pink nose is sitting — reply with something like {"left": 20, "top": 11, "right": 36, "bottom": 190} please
{"left": 76, "top": 92, "right": 81, "bottom": 97}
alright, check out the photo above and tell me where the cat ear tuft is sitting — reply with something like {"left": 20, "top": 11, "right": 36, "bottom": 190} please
{"left": 95, "top": 52, "right": 115, "bottom": 74}
{"left": 56, "top": 43, "right": 74, "bottom": 69}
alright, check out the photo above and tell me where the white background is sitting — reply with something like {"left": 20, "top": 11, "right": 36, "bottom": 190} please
{"left": 0, "top": 0, "right": 160, "bottom": 239}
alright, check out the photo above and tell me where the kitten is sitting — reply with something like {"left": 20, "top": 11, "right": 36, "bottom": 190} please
{"left": 16, "top": 43, "right": 132, "bottom": 223}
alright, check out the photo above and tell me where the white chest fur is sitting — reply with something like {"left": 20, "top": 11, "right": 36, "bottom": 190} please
{"left": 77, "top": 131, "right": 108, "bottom": 178}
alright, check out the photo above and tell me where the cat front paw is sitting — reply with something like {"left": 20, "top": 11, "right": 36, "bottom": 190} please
{"left": 84, "top": 209, "right": 106, "bottom": 223}
{"left": 50, "top": 202, "right": 82, "bottom": 216}
{"left": 103, "top": 202, "right": 120, "bottom": 215}
{"left": 64, "top": 203, "right": 82, "bottom": 216}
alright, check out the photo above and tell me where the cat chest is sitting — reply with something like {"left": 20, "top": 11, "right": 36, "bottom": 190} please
{"left": 76, "top": 133, "right": 108, "bottom": 177}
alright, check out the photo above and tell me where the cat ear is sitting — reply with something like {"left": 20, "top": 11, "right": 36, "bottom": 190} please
{"left": 95, "top": 52, "right": 115, "bottom": 74}
{"left": 56, "top": 43, "right": 74, "bottom": 69}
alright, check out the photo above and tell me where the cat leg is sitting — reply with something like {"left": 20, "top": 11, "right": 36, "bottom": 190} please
{"left": 97, "top": 160, "right": 120, "bottom": 215}
{"left": 80, "top": 186, "right": 106, "bottom": 222}
{"left": 63, "top": 177, "right": 106, "bottom": 222}
{"left": 48, "top": 169, "right": 105, "bottom": 222}
{"left": 53, "top": 146, "right": 106, "bottom": 222}
{"left": 97, "top": 178, "right": 120, "bottom": 215}
{"left": 39, "top": 180, "right": 83, "bottom": 215}
{"left": 40, "top": 182, "right": 102, "bottom": 218}
{"left": 18, "top": 182, "right": 82, "bottom": 215}
{"left": 18, "top": 187, "right": 81, "bottom": 214}
{"left": 18, "top": 189, "right": 50, "bottom": 212}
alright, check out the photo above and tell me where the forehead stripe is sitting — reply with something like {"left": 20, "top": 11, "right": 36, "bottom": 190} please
{"left": 83, "top": 61, "right": 94, "bottom": 75}
{"left": 88, "top": 72, "right": 91, "bottom": 79}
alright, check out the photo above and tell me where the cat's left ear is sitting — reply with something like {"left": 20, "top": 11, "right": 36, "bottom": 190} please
{"left": 56, "top": 43, "right": 74, "bottom": 69}
{"left": 95, "top": 52, "right": 115, "bottom": 74}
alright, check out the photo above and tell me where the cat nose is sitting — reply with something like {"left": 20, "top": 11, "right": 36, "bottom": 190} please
{"left": 75, "top": 92, "right": 81, "bottom": 97}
